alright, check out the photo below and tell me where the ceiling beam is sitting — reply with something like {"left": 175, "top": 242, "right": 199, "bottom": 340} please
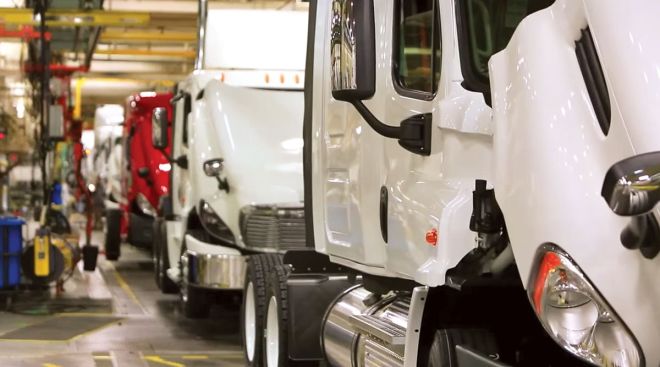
{"left": 0, "top": 8, "right": 196, "bottom": 28}
{"left": 100, "top": 30, "right": 196, "bottom": 43}
{"left": 95, "top": 48, "right": 195, "bottom": 58}
{"left": 104, "top": 0, "right": 308, "bottom": 12}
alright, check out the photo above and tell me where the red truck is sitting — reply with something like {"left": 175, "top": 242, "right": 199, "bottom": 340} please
{"left": 104, "top": 91, "right": 173, "bottom": 260}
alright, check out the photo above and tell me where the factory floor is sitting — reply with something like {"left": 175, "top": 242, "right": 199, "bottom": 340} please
{"left": 0, "top": 238, "right": 244, "bottom": 367}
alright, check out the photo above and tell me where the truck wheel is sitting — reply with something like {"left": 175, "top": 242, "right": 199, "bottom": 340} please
{"left": 242, "top": 254, "right": 283, "bottom": 366}
{"left": 181, "top": 284, "right": 210, "bottom": 319}
{"left": 180, "top": 231, "right": 210, "bottom": 318}
{"left": 152, "top": 218, "right": 162, "bottom": 287}
{"left": 155, "top": 219, "right": 178, "bottom": 294}
{"left": 427, "top": 329, "right": 499, "bottom": 367}
{"left": 105, "top": 209, "right": 121, "bottom": 260}
{"left": 263, "top": 264, "right": 316, "bottom": 367}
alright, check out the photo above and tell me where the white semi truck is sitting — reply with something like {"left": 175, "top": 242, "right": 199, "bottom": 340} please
{"left": 254, "top": 0, "right": 660, "bottom": 367}
{"left": 150, "top": 6, "right": 310, "bottom": 334}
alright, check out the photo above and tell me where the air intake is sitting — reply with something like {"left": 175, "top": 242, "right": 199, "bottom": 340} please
{"left": 575, "top": 28, "right": 611, "bottom": 135}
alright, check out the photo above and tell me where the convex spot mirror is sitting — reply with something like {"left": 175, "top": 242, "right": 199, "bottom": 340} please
{"left": 203, "top": 158, "right": 224, "bottom": 177}
{"left": 602, "top": 151, "right": 660, "bottom": 216}
{"left": 152, "top": 107, "right": 168, "bottom": 150}
{"left": 330, "top": 0, "right": 431, "bottom": 156}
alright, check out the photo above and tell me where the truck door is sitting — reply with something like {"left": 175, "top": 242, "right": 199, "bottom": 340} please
{"left": 311, "top": 0, "right": 535, "bottom": 284}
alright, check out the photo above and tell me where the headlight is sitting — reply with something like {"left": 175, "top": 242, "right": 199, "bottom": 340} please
{"left": 199, "top": 200, "right": 235, "bottom": 245}
{"left": 136, "top": 193, "right": 156, "bottom": 216}
{"left": 528, "top": 244, "right": 643, "bottom": 367}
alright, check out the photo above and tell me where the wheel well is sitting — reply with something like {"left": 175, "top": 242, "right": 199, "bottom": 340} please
{"left": 187, "top": 209, "right": 202, "bottom": 231}
{"left": 417, "top": 280, "right": 590, "bottom": 366}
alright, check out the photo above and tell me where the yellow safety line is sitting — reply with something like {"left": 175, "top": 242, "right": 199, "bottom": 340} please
{"left": 108, "top": 263, "right": 146, "bottom": 312}
{"left": 42, "top": 364, "right": 63, "bottom": 367}
{"left": 181, "top": 355, "right": 208, "bottom": 360}
{"left": 142, "top": 356, "right": 185, "bottom": 367}
{"left": 55, "top": 312, "right": 115, "bottom": 317}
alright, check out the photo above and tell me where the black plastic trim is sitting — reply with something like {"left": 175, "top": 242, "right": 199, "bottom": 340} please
{"left": 379, "top": 186, "right": 388, "bottom": 243}
{"left": 575, "top": 28, "right": 611, "bottom": 135}
{"left": 391, "top": 0, "right": 440, "bottom": 101}
{"left": 456, "top": 345, "right": 510, "bottom": 367}
{"left": 362, "top": 273, "right": 418, "bottom": 294}
{"left": 195, "top": 89, "right": 204, "bottom": 101}
{"left": 303, "top": 0, "right": 318, "bottom": 250}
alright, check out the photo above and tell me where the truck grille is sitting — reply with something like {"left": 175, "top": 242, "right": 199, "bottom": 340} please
{"left": 239, "top": 204, "right": 307, "bottom": 250}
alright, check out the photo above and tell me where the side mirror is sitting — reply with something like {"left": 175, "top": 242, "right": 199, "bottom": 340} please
{"left": 329, "top": 0, "right": 431, "bottom": 156}
{"left": 137, "top": 167, "right": 150, "bottom": 178}
{"left": 330, "top": 0, "right": 375, "bottom": 102}
{"left": 203, "top": 158, "right": 224, "bottom": 177}
{"left": 602, "top": 151, "right": 660, "bottom": 216}
{"left": 602, "top": 152, "right": 660, "bottom": 259}
{"left": 152, "top": 107, "right": 169, "bottom": 150}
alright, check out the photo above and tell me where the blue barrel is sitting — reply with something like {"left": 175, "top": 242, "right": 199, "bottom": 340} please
{"left": 0, "top": 217, "right": 24, "bottom": 288}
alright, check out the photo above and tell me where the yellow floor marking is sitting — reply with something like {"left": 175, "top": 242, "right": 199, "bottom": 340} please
{"left": 42, "top": 364, "right": 63, "bottom": 367}
{"left": 143, "top": 355, "right": 185, "bottom": 367}
{"left": 107, "top": 262, "right": 147, "bottom": 313}
{"left": 181, "top": 355, "right": 208, "bottom": 360}
{"left": 93, "top": 356, "right": 113, "bottom": 360}
{"left": 55, "top": 312, "right": 115, "bottom": 317}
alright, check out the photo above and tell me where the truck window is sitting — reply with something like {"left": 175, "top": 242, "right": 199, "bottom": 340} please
{"left": 459, "top": 0, "right": 554, "bottom": 88}
{"left": 393, "top": 0, "right": 441, "bottom": 98}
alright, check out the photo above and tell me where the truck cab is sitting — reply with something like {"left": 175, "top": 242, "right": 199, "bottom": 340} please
{"left": 104, "top": 92, "right": 172, "bottom": 260}
{"left": 261, "top": 1, "right": 659, "bottom": 366}
{"left": 151, "top": 8, "right": 309, "bottom": 324}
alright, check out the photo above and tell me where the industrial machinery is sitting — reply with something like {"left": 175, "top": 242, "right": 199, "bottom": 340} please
{"left": 259, "top": 0, "right": 660, "bottom": 366}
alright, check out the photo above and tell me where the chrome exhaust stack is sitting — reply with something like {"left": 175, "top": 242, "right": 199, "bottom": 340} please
{"left": 322, "top": 286, "right": 419, "bottom": 367}
{"left": 194, "top": 0, "right": 208, "bottom": 70}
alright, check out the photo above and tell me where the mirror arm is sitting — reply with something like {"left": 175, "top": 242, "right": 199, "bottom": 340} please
{"left": 170, "top": 92, "right": 185, "bottom": 105}
{"left": 351, "top": 99, "right": 432, "bottom": 156}
{"left": 216, "top": 177, "right": 229, "bottom": 193}
{"left": 158, "top": 147, "right": 174, "bottom": 163}
{"left": 351, "top": 100, "right": 400, "bottom": 139}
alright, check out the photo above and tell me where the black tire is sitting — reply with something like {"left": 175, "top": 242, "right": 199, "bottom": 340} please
{"left": 180, "top": 230, "right": 210, "bottom": 319}
{"left": 263, "top": 264, "right": 291, "bottom": 367}
{"left": 105, "top": 209, "right": 121, "bottom": 260}
{"left": 242, "top": 254, "right": 283, "bottom": 366}
{"left": 158, "top": 220, "right": 178, "bottom": 294}
{"left": 152, "top": 218, "right": 162, "bottom": 287}
{"left": 154, "top": 218, "right": 178, "bottom": 294}
{"left": 181, "top": 284, "right": 210, "bottom": 319}
{"left": 427, "top": 329, "right": 499, "bottom": 367}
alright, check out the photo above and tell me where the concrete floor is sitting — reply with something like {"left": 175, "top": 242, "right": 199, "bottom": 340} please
{"left": 0, "top": 242, "right": 244, "bottom": 367}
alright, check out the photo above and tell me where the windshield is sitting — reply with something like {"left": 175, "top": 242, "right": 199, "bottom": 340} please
{"left": 461, "top": 0, "right": 554, "bottom": 86}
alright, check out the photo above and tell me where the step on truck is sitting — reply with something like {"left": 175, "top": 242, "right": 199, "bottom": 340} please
{"left": 104, "top": 92, "right": 173, "bottom": 260}
{"left": 258, "top": 0, "right": 660, "bottom": 366}
{"left": 149, "top": 6, "right": 310, "bottom": 333}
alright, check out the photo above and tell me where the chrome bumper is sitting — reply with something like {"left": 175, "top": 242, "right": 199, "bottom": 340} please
{"left": 183, "top": 250, "right": 246, "bottom": 290}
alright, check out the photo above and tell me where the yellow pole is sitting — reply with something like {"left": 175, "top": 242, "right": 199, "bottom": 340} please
{"left": 74, "top": 78, "right": 84, "bottom": 120}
